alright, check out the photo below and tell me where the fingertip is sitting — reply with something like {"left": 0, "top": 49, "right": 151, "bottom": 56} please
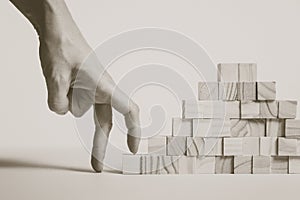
{"left": 127, "top": 134, "right": 140, "bottom": 154}
{"left": 91, "top": 156, "right": 103, "bottom": 173}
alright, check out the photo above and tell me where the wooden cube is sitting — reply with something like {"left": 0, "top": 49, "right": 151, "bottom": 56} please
{"left": 148, "top": 137, "right": 167, "bottom": 155}
{"left": 217, "top": 63, "right": 239, "bottom": 82}
{"left": 243, "top": 137, "right": 260, "bottom": 156}
{"left": 198, "top": 82, "right": 219, "bottom": 100}
{"left": 257, "top": 82, "right": 276, "bottom": 100}
{"left": 234, "top": 156, "right": 252, "bottom": 174}
{"left": 289, "top": 157, "right": 300, "bottom": 174}
{"left": 172, "top": 118, "right": 192, "bottom": 136}
{"left": 238, "top": 82, "right": 256, "bottom": 100}
{"left": 260, "top": 137, "right": 278, "bottom": 156}
{"left": 225, "top": 101, "right": 240, "bottom": 118}
{"left": 224, "top": 138, "right": 243, "bottom": 156}
{"left": 215, "top": 156, "right": 234, "bottom": 174}
{"left": 278, "top": 137, "right": 297, "bottom": 156}
{"left": 167, "top": 136, "right": 187, "bottom": 156}
{"left": 278, "top": 100, "right": 297, "bottom": 119}
{"left": 259, "top": 101, "right": 278, "bottom": 118}
{"left": 178, "top": 156, "right": 196, "bottom": 174}
{"left": 238, "top": 63, "right": 257, "bottom": 82}
{"left": 285, "top": 119, "right": 300, "bottom": 138}
{"left": 123, "top": 154, "right": 143, "bottom": 175}
{"left": 230, "top": 119, "right": 265, "bottom": 137}
{"left": 193, "top": 119, "right": 231, "bottom": 137}
{"left": 241, "top": 101, "right": 260, "bottom": 118}
{"left": 186, "top": 137, "right": 223, "bottom": 156}
{"left": 271, "top": 156, "right": 288, "bottom": 174}
{"left": 218, "top": 82, "right": 238, "bottom": 100}
{"left": 195, "top": 156, "right": 216, "bottom": 174}
{"left": 182, "top": 100, "right": 225, "bottom": 118}
{"left": 266, "top": 119, "right": 285, "bottom": 137}
{"left": 252, "top": 156, "right": 271, "bottom": 174}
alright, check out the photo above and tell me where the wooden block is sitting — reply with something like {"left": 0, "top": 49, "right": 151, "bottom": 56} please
{"left": 195, "top": 156, "right": 216, "bottom": 174}
{"left": 218, "top": 82, "right": 238, "bottom": 100}
{"left": 238, "top": 82, "right": 256, "bottom": 100}
{"left": 285, "top": 119, "right": 300, "bottom": 138}
{"left": 266, "top": 119, "right": 285, "bottom": 137}
{"left": 271, "top": 156, "right": 288, "bottom": 174}
{"left": 252, "top": 156, "right": 271, "bottom": 174}
{"left": 278, "top": 137, "right": 297, "bottom": 156}
{"left": 260, "top": 137, "right": 278, "bottom": 156}
{"left": 158, "top": 156, "right": 180, "bottom": 174}
{"left": 259, "top": 101, "right": 278, "bottom": 118}
{"left": 257, "top": 82, "right": 276, "bottom": 100}
{"left": 224, "top": 138, "right": 243, "bottom": 156}
{"left": 230, "top": 119, "right": 265, "bottom": 137}
{"left": 122, "top": 154, "right": 143, "bottom": 175}
{"left": 198, "top": 82, "right": 219, "bottom": 100}
{"left": 167, "top": 136, "right": 187, "bottom": 156}
{"left": 238, "top": 63, "right": 257, "bottom": 82}
{"left": 178, "top": 156, "right": 196, "bottom": 174}
{"left": 243, "top": 137, "right": 260, "bottom": 156}
{"left": 278, "top": 100, "right": 297, "bottom": 118}
{"left": 234, "top": 156, "right": 252, "bottom": 174}
{"left": 241, "top": 101, "right": 260, "bottom": 118}
{"left": 217, "top": 63, "right": 239, "bottom": 82}
{"left": 193, "top": 119, "right": 231, "bottom": 137}
{"left": 172, "top": 118, "right": 192, "bottom": 136}
{"left": 225, "top": 101, "right": 240, "bottom": 118}
{"left": 215, "top": 156, "right": 234, "bottom": 174}
{"left": 182, "top": 100, "right": 226, "bottom": 118}
{"left": 148, "top": 137, "right": 167, "bottom": 155}
{"left": 289, "top": 157, "right": 300, "bottom": 174}
{"left": 186, "top": 137, "right": 223, "bottom": 156}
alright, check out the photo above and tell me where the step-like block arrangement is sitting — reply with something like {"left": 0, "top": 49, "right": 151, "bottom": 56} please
{"left": 122, "top": 63, "right": 300, "bottom": 175}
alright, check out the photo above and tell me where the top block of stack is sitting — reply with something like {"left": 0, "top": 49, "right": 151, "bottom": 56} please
{"left": 217, "top": 63, "right": 257, "bottom": 82}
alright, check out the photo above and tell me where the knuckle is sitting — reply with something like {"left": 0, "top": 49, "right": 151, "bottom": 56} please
{"left": 48, "top": 101, "right": 68, "bottom": 115}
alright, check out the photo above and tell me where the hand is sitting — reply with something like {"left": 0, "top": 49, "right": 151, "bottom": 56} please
{"left": 10, "top": 0, "right": 141, "bottom": 172}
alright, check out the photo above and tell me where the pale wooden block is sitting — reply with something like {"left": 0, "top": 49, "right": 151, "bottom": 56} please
{"left": 230, "top": 119, "right": 265, "bottom": 137}
{"left": 271, "top": 156, "right": 288, "bottom": 174}
{"left": 148, "top": 137, "right": 167, "bottom": 155}
{"left": 285, "top": 119, "right": 300, "bottom": 138}
{"left": 257, "top": 82, "right": 276, "bottom": 100}
{"left": 215, "top": 156, "right": 234, "bottom": 174}
{"left": 218, "top": 82, "right": 238, "bottom": 100}
{"left": 178, "top": 156, "right": 196, "bottom": 174}
{"left": 225, "top": 101, "right": 240, "bottom": 118}
{"left": 241, "top": 101, "right": 260, "bottom": 118}
{"left": 186, "top": 137, "right": 223, "bottom": 156}
{"left": 252, "top": 156, "right": 271, "bottom": 174}
{"left": 198, "top": 82, "right": 219, "bottom": 100}
{"left": 278, "top": 100, "right": 297, "bottom": 119}
{"left": 234, "top": 156, "right": 252, "bottom": 174}
{"left": 243, "top": 137, "right": 260, "bottom": 156}
{"left": 289, "top": 157, "right": 300, "bottom": 174}
{"left": 260, "top": 101, "right": 278, "bottom": 118}
{"left": 122, "top": 154, "right": 142, "bottom": 175}
{"left": 167, "top": 136, "right": 187, "bottom": 156}
{"left": 195, "top": 156, "right": 216, "bottom": 174}
{"left": 266, "top": 119, "right": 285, "bottom": 137}
{"left": 238, "top": 63, "right": 257, "bottom": 82}
{"left": 159, "top": 156, "right": 180, "bottom": 174}
{"left": 193, "top": 119, "right": 231, "bottom": 137}
{"left": 278, "top": 137, "right": 297, "bottom": 156}
{"left": 172, "top": 118, "right": 192, "bottom": 136}
{"left": 224, "top": 138, "right": 243, "bottom": 156}
{"left": 260, "top": 137, "right": 278, "bottom": 156}
{"left": 238, "top": 82, "right": 256, "bottom": 100}
{"left": 182, "top": 100, "right": 225, "bottom": 118}
{"left": 217, "top": 63, "right": 239, "bottom": 82}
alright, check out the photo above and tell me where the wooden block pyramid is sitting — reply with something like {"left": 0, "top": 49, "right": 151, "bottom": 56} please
{"left": 122, "top": 63, "right": 300, "bottom": 175}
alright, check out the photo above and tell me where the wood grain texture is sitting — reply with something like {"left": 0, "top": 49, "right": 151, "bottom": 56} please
{"left": 285, "top": 119, "right": 300, "bottom": 138}
{"left": 223, "top": 138, "right": 243, "bottom": 156}
{"left": 260, "top": 137, "right": 278, "bottom": 156}
{"left": 219, "top": 82, "right": 238, "bottom": 100}
{"left": 289, "top": 157, "right": 300, "bottom": 174}
{"left": 257, "top": 82, "right": 276, "bottom": 100}
{"left": 243, "top": 137, "right": 260, "bottom": 156}
{"left": 271, "top": 156, "right": 288, "bottom": 174}
{"left": 252, "top": 156, "right": 271, "bottom": 174}
{"left": 241, "top": 101, "right": 260, "bottom": 118}
{"left": 195, "top": 156, "right": 216, "bottom": 174}
{"left": 278, "top": 100, "right": 297, "bottom": 119}
{"left": 172, "top": 118, "right": 192, "bottom": 136}
{"left": 178, "top": 156, "right": 195, "bottom": 174}
{"left": 266, "top": 119, "right": 285, "bottom": 137}
{"left": 230, "top": 119, "right": 265, "bottom": 137}
{"left": 148, "top": 137, "right": 167, "bottom": 155}
{"left": 260, "top": 101, "right": 278, "bottom": 118}
{"left": 167, "top": 136, "right": 187, "bottom": 156}
{"left": 234, "top": 156, "right": 252, "bottom": 174}
{"left": 215, "top": 156, "right": 234, "bottom": 174}
{"left": 182, "top": 100, "right": 225, "bottom": 118}
{"left": 186, "top": 137, "right": 223, "bottom": 156}
{"left": 278, "top": 137, "right": 297, "bottom": 156}
{"left": 193, "top": 119, "right": 231, "bottom": 137}
{"left": 238, "top": 82, "right": 256, "bottom": 100}
{"left": 198, "top": 82, "right": 219, "bottom": 100}
{"left": 238, "top": 63, "right": 257, "bottom": 82}
{"left": 217, "top": 63, "right": 239, "bottom": 82}
{"left": 225, "top": 101, "right": 240, "bottom": 118}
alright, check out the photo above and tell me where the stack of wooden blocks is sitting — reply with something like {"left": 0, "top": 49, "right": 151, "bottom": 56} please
{"left": 123, "top": 63, "right": 300, "bottom": 175}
